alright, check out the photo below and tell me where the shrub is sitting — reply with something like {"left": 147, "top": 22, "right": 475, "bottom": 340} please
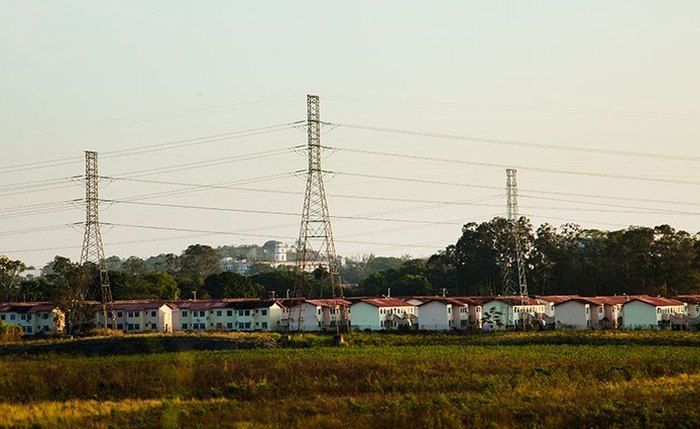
{"left": 0, "top": 320, "right": 23, "bottom": 342}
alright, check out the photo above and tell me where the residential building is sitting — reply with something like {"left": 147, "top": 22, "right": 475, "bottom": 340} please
{"left": 417, "top": 297, "right": 481, "bottom": 331}
{"left": 481, "top": 297, "right": 546, "bottom": 330}
{"left": 286, "top": 299, "right": 351, "bottom": 332}
{"left": 349, "top": 298, "right": 416, "bottom": 331}
{"left": 94, "top": 301, "right": 174, "bottom": 333}
{"left": 0, "top": 302, "right": 65, "bottom": 335}
{"left": 622, "top": 296, "right": 687, "bottom": 330}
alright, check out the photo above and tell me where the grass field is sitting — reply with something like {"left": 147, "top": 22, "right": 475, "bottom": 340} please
{"left": 1, "top": 331, "right": 699, "bottom": 428}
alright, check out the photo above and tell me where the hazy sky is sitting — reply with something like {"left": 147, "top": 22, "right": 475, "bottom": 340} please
{"left": 1, "top": 1, "right": 699, "bottom": 268}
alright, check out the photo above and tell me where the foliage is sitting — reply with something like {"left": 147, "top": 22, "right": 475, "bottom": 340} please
{"left": 0, "top": 319, "right": 22, "bottom": 342}
{"left": 0, "top": 255, "right": 26, "bottom": 302}
{"left": 0, "top": 334, "right": 699, "bottom": 428}
{"left": 203, "top": 272, "right": 263, "bottom": 299}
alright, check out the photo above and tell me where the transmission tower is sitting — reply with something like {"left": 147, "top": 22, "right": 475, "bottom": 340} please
{"left": 505, "top": 168, "right": 528, "bottom": 298}
{"left": 291, "top": 95, "right": 348, "bottom": 333}
{"left": 80, "top": 151, "right": 115, "bottom": 329}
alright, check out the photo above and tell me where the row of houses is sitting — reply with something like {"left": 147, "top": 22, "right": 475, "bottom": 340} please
{"left": 1, "top": 294, "right": 699, "bottom": 335}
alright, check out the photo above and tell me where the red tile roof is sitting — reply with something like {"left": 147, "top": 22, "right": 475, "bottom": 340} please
{"left": 537, "top": 295, "right": 582, "bottom": 304}
{"left": 674, "top": 295, "right": 700, "bottom": 305}
{"left": 486, "top": 296, "right": 544, "bottom": 306}
{"left": 417, "top": 297, "right": 469, "bottom": 307}
{"left": 356, "top": 298, "right": 413, "bottom": 308}
{"left": 626, "top": 296, "right": 685, "bottom": 307}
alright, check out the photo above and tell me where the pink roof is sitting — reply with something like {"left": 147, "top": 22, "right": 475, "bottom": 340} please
{"left": 417, "top": 297, "right": 469, "bottom": 307}
{"left": 0, "top": 302, "right": 58, "bottom": 313}
{"left": 356, "top": 298, "right": 413, "bottom": 308}
{"left": 674, "top": 295, "right": 700, "bottom": 305}
{"left": 537, "top": 295, "right": 581, "bottom": 304}
{"left": 304, "top": 299, "right": 352, "bottom": 308}
{"left": 626, "top": 296, "right": 684, "bottom": 307}
{"left": 486, "top": 296, "right": 543, "bottom": 306}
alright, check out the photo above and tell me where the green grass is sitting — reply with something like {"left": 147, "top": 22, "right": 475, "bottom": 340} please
{"left": 1, "top": 332, "right": 700, "bottom": 428}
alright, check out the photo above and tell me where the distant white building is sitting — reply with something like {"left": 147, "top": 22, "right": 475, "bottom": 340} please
{"left": 349, "top": 298, "right": 416, "bottom": 331}
{"left": 286, "top": 298, "right": 351, "bottom": 332}
{"left": 0, "top": 302, "right": 65, "bottom": 335}
{"left": 622, "top": 296, "right": 687, "bottom": 330}
{"left": 481, "top": 297, "right": 546, "bottom": 330}
{"left": 94, "top": 301, "right": 175, "bottom": 333}
{"left": 416, "top": 297, "right": 481, "bottom": 331}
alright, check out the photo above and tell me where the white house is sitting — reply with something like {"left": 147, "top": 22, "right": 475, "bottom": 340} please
{"left": 622, "top": 296, "right": 687, "bottom": 330}
{"left": 349, "top": 298, "right": 416, "bottom": 331}
{"left": 0, "top": 302, "right": 65, "bottom": 335}
{"left": 674, "top": 296, "right": 700, "bottom": 319}
{"left": 417, "top": 297, "right": 480, "bottom": 331}
{"left": 173, "top": 301, "right": 223, "bottom": 331}
{"left": 226, "top": 300, "right": 286, "bottom": 332}
{"left": 536, "top": 295, "right": 581, "bottom": 319}
{"left": 554, "top": 298, "right": 600, "bottom": 330}
{"left": 287, "top": 299, "right": 351, "bottom": 332}
{"left": 94, "top": 301, "right": 174, "bottom": 333}
{"left": 481, "top": 297, "right": 546, "bottom": 330}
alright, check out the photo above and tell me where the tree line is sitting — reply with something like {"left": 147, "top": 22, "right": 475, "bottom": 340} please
{"left": 1, "top": 218, "right": 699, "bottom": 303}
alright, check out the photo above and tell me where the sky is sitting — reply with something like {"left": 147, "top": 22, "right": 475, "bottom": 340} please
{"left": 1, "top": 1, "right": 699, "bottom": 269}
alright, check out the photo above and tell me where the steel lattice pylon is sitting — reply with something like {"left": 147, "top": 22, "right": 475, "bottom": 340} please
{"left": 505, "top": 168, "right": 528, "bottom": 299}
{"left": 291, "top": 95, "right": 348, "bottom": 333}
{"left": 80, "top": 151, "right": 115, "bottom": 329}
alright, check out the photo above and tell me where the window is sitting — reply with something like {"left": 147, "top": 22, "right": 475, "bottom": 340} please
{"left": 151, "top": 311, "right": 157, "bottom": 317}
{"left": 134, "top": 324, "right": 140, "bottom": 330}
{"left": 0, "top": 315, "right": 4, "bottom": 320}
{"left": 117, "top": 312, "right": 123, "bottom": 318}
{"left": 227, "top": 322, "right": 233, "bottom": 329}
{"left": 216, "top": 310, "right": 222, "bottom": 317}
{"left": 182, "top": 323, "right": 188, "bottom": 329}
{"left": 199, "top": 311, "right": 205, "bottom": 317}
{"left": 182, "top": 311, "right": 188, "bottom": 317}
{"left": 657, "top": 308, "right": 661, "bottom": 314}
{"left": 25, "top": 326, "right": 32, "bottom": 333}
{"left": 127, "top": 324, "right": 134, "bottom": 331}
{"left": 261, "top": 309, "right": 267, "bottom": 316}
{"left": 226, "top": 310, "right": 232, "bottom": 317}
{"left": 20, "top": 314, "right": 26, "bottom": 320}
{"left": 10, "top": 315, "right": 15, "bottom": 320}
{"left": 262, "top": 322, "right": 268, "bottom": 329}
{"left": 244, "top": 322, "right": 251, "bottom": 329}
{"left": 244, "top": 310, "right": 250, "bottom": 316}
{"left": 42, "top": 326, "right": 49, "bottom": 332}
{"left": 117, "top": 324, "right": 123, "bottom": 330}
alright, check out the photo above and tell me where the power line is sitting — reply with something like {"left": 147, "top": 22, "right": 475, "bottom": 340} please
{"left": 326, "top": 122, "right": 700, "bottom": 162}
{"left": 109, "top": 146, "right": 302, "bottom": 179}
{"left": 0, "top": 96, "right": 302, "bottom": 140}
{"left": 327, "top": 146, "right": 700, "bottom": 186}
{"left": 103, "top": 122, "right": 304, "bottom": 159}
{"left": 102, "top": 200, "right": 468, "bottom": 226}
{"left": 104, "top": 222, "right": 442, "bottom": 249}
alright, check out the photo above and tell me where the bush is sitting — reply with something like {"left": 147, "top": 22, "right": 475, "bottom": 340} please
{"left": 0, "top": 320, "right": 23, "bottom": 342}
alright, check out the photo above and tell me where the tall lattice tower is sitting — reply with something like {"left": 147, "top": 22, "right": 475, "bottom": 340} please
{"left": 80, "top": 151, "right": 115, "bottom": 328}
{"left": 292, "top": 95, "right": 348, "bottom": 332}
{"left": 506, "top": 168, "right": 528, "bottom": 298}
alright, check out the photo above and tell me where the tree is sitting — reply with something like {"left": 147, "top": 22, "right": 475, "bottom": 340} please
{"left": 44, "top": 256, "right": 92, "bottom": 334}
{"left": 0, "top": 256, "right": 26, "bottom": 302}
{"left": 177, "top": 244, "right": 221, "bottom": 298}
{"left": 204, "top": 272, "right": 263, "bottom": 299}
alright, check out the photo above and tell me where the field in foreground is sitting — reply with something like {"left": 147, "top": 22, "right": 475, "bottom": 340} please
{"left": 1, "top": 332, "right": 699, "bottom": 428}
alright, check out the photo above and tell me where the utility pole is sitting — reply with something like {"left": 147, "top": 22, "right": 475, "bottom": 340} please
{"left": 505, "top": 168, "right": 528, "bottom": 299}
{"left": 291, "top": 95, "right": 348, "bottom": 334}
{"left": 80, "top": 151, "right": 115, "bottom": 329}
